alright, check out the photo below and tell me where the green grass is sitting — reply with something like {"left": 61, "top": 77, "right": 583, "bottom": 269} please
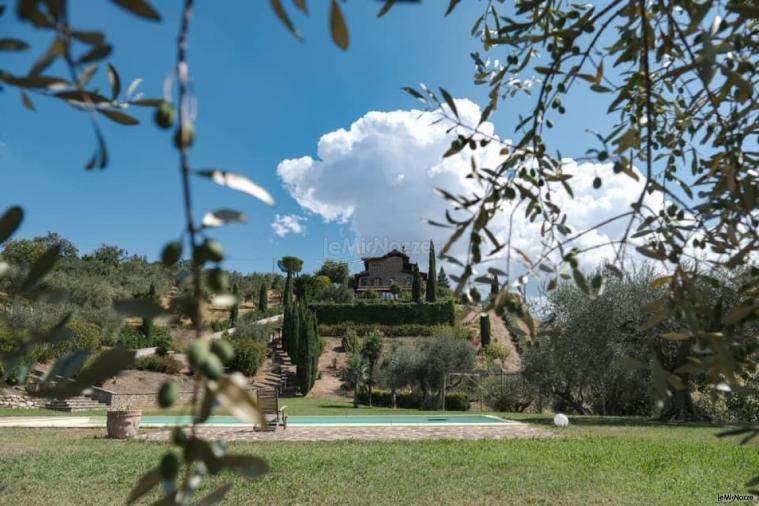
{"left": 0, "top": 406, "right": 757, "bottom": 505}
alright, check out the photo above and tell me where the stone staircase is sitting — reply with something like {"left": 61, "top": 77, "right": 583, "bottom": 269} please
{"left": 252, "top": 337, "right": 298, "bottom": 397}
{"left": 44, "top": 395, "right": 109, "bottom": 412}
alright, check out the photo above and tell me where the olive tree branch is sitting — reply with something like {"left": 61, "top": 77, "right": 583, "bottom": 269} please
{"left": 175, "top": 0, "right": 202, "bottom": 444}
{"left": 615, "top": 0, "right": 656, "bottom": 265}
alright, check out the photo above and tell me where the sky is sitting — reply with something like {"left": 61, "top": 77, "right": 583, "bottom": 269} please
{"left": 0, "top": 1, "right": 621, "bottom": 278}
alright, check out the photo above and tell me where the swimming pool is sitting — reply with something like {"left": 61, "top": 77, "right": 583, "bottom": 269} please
{"left": 139, "top": 414, "right": 512, "bottom": 427}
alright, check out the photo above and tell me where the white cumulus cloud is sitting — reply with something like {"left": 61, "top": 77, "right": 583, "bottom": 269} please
{"left": 276, "top": 99, "right": 653, "bottom": 279}
{"left": 271, "top": 214, "right": 307, "bottom": 238}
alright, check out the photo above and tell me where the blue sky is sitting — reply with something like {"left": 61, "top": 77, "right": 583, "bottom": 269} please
{"left": 1, "top": 1, "right": 613, "bottom": 276}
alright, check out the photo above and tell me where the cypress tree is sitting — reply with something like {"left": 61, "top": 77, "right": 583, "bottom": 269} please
{"left": 437, "top": 266, "right": 450, "bottom": 288}
{"left": 480, "top": 313, "right": 491, "bottom": 348}
{"left": 411, "top": 265, "right": 421, "bottom": 303}
{"left": 282, "top": 303, "right": 291, "bottom": 354}
{"left": 258, "top": 283, "right": 268, "bottom": 313}
{"left": 290, "top": 300, "right": 301, "bottom": 362}
{"left": 229, "top": 283, "right": 239, "bottom": 326}
{"left": 310, "top": 311, "right": 321, "bottom": 389}
{"left": 140, "top": 283, "right": 156, "bottom": 338}
{"left": 294, "top": 305, "right": 322, "bottom": 395}
{"left": 296, "top": 303, "right": 310, "bottom": 393}
{"left": 490, "top": 274, "right": 499, "bottom": 299}
{"left": 426, "top": 240, "right": 437, "bottom": 302}
{"left": 283, "top": 271, "right": 293, "bottom": 309}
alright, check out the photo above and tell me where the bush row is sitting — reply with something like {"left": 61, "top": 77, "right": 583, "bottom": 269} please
{"left": 357, "top": 389, "right": 470, "bottom": 411}
{"left": 311, "top": 300, "right": 455, "bottom": 326}
{"left": 321, "top": 322, "right": 441, "bottom": 337}
{"left": 134, "top": 355, "right": 183, "bottom": 375}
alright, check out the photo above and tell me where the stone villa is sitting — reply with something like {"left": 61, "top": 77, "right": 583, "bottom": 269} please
{"left": 354, "top": 249, "right": 427, "bottom": 293}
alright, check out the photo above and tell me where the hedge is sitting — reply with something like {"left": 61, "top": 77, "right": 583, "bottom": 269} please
{"left": 134, "top": 355, "right": 183, "bottom": 375}
{"left": 357, "top": 389, "right": 470, "bottom": 411}
{"left": 311, "top": 301, "right": 455, "bottom": 326}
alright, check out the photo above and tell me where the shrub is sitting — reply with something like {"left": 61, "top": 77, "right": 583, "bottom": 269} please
{"left": 210, "top": 320, "right": 232, "bottom": 332}
{"left": 228, "top": 339, "right": 267, "bottom": 376}
{"left": 234, "top": 319, "right": 274, "bottom": 342}
{"left": 341, "top": 328, "right": 361, "bottom": 353}
{"left": 154, "top": 332, "right": 172, "bottom": 357}
{"left": 696, "top": 367, "right": 759, "bottom": 423}
{"left": 31, "top": 319, "right": 102, "bottom": 363}
{"left": 117, "top": 325, "right": 172, "bottom": 352}
{"left": 117, "top": 326, "right": 154, "bottom": 349}
{"left": 135, "top": 355, "right": 183, "bottom": 375}
{"left": 444, "top": 392, "right": 470, "bottom": 411}
{"left": 484, "top": 342, "right": 510, "bottom": 364}
{"left": 484, "top": 375, "right": 536, "bottom": 412}
{"left": 358, "top": 290, "right": 380, "bottom": 301}
{"left": 431, "top": 324, "right": 472, "bottom": 341}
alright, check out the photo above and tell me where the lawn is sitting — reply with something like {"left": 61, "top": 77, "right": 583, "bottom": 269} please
{"left": 0, "top": 401, "right": 757, "bottom": 505}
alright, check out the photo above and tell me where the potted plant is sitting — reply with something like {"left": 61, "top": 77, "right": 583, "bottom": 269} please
{"left": 106, "top": 403, "right": 142, "bottom": 439}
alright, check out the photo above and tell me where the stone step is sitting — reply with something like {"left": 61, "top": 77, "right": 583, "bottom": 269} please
{"left": 44, "top": 394, "right": 109, "bottom": 412}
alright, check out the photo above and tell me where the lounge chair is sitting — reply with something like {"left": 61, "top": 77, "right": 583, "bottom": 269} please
{"left": 257, "top": 389, "right": 287, "bottom": 431}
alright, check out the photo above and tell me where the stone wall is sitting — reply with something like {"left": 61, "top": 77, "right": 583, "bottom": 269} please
{"left": 90, "top": 386, "right": 260, "bottom": 408}
{"left": 0, "top": 391, "right": 41, "bottom": 409}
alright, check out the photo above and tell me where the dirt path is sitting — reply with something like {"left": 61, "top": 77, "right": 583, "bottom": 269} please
{"left": 306, "top": 337, "right": 350, "bottom": 400}
{"left": 488, "top": 309, "right": 521, "bottom": 372}
{"left": 463, "top": 308, "right": 521, "bottom": 372}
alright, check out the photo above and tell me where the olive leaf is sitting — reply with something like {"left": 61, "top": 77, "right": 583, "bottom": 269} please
{"left": 202, "top": 209, "right": 248, "bottom": 228}
{"left": 270, "top": 0, "right": 302, "bottom": 40}
{"left": 378, "top": 0, "right": 396, "bottom": 18}
{"left": 34, "top": 347, "right": 135, "bottom": 398}
{"left": 20, "top": 244, "right": 61, "bottom": 293}
{"left": 0, "top": 206, "right": 24, "bottom": 244}
{"left": 218, "top": 455, "right": 269, "bottom": 479}
{"left": 0, "top": 38, "right": 29, "bottom": 51}
{"left": 195, "top": 484, "right": 233, "bottom": 506}
{"left": 98, "top": 108, "right": 140, "bottom": 125}
{"left": 195, "top": 170, "right": 275, "bottom": 206}
{"left": 113, "top": 299, "right": 166, "bottom": 320}
{"left": 126, "top": 468, "right": 161, "bottom": 505}
{"left": 111, "top": 0, "right": 161, "bottom": 21}
{"left": 208, "top": 375, "right": 265, "bottom": 427}
{"left": 107, "top": 63, "right": 121, "bottom": 100}
{"left": 330, "top": 0, "right": 349, "bottom": 50}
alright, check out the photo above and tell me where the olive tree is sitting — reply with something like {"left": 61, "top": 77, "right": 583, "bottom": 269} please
{"left": 0, "top": 0, "right": 395, "bottom": 502}
{"left": 408, "top": 0, "right": 758, "bottom": 490}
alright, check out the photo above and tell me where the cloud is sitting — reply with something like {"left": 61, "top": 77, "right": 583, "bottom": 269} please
{"left": 271, "top": 214, "right": 307, "bottom": 238}
{"left": 276, "top": 99, "right": 653, "bottom": 279}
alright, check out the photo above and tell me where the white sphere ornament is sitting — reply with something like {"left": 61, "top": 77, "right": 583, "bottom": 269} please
{"left": 553, "top": 413, "right": 569, "bottom": 427}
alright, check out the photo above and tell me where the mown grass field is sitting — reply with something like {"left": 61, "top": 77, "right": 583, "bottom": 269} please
{"left": 1, "top": 399, "right": 757, "bottom": 505}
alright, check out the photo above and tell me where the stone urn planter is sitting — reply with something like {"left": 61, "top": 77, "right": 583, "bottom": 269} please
{"left": 106, "top": 409, "right": 142, "bottom": 439}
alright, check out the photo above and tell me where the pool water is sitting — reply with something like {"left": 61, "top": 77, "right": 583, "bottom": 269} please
{"left": 139, "top": 414, "right": 511, "bottom": 427}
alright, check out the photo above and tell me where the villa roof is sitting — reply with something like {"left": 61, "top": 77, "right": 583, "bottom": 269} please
{"left": 360, "top": 249, "right": 409, "bottom": 263}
